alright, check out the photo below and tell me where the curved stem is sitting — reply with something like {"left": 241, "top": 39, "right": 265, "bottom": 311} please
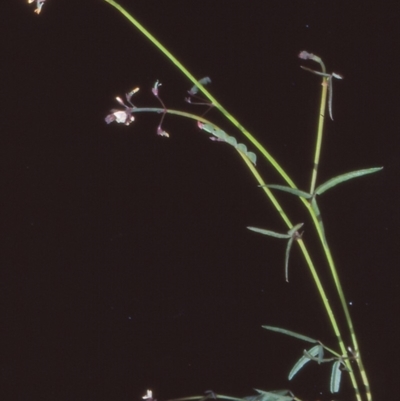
{"left": 102, "top": 2, "right": 369, "bottom": 399}
{"left": 136, "top": 104, "right": 365, "bottom": 399}
{"left": 103, "top": 0, "right": 296, "bottom": 190}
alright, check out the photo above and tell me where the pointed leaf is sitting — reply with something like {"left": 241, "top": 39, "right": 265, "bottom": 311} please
{"left": 315, "top": 167, "right": 383, "bottom": 195}
{"left": 289, "top": 345, "right": 320, "bottom": 380}
{"left": 262, "top": 326, "right": 318, "bottom": 343}
{"left": 284, "top": 236, "right": 295, "bottom": 282}
{"left": 285, "top": 223, "right": 303, "bottom": 282}
{"left": 247, "top": 227, "right": 290, "bottom": 239}
{"left": 266, "top": 185, "right": 312, "bottom": 199}
{"left": 330, "top": 360, "right": 342, "bottom": 393}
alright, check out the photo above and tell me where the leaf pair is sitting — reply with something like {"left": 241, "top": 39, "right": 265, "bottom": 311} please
{"left": 247, "top": 223, "right": 303, "bottom": 282}
{"left": 263, "top": 326, "right": 346, "bottom": 393}
{"left": 265, "top": 167, "right": 383, "bottom": 244}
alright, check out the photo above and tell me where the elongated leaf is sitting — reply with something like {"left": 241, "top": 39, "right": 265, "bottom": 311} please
{"left": 289, "top": 345, "right": 320, "bottom": 380}
{"left": 266, "top": 185, "right": 312, "bottom": 199}
{"left": 285, "top": 236, "right": 294, "bottom": 282}
{"left": 247, "top": 227, "right": 290, "bottom": 239}
{"left": 284, "top": 223, "right": 303, "bottom": 282}
{"left": 188, "top": 77, "right": 211, "bottom": 95}
{"left": 262, "top": 326, "right": 318, "bottom": 343}
{"left": 330, "top": 360, "right": 342, "bottom": 393}
{"left": 315, "top": 167, "right": 383, "bottom": 195}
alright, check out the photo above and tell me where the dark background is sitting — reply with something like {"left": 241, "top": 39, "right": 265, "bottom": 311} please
{"left": 1, "top": 1, "right": 398, "bottom": 401}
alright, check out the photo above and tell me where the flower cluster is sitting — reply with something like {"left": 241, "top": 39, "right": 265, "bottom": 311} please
{"left": 105, "top": 88, "right": 139, "bottom": 126}
{"left": 28, "top": 0, "right": 46, "bottom": 14}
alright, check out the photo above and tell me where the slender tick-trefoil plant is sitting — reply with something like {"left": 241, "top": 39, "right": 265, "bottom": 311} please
{"left": 29, "top": 2, "right": 382, "bottom": 401}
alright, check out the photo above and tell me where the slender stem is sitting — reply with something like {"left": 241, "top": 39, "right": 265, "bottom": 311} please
{"left": 304, "top": 72, "right": 372, "bottom": 400}
{"left": 317, "top": 221, "right": 372, "bottom": 401}
{"left": 133, "top": 109, "right": 358, "bottom": 395}
{"left": 309, "top": 76, "right": 329, "bottom": 195}
{"left": 236, "top": 154, "right": 362, "bottom": 401}
{"left": 103, "top": 0, "right": 296, "bottom": 191}
{"left": 103, "top": 2, "right": 370, "bottom": 399}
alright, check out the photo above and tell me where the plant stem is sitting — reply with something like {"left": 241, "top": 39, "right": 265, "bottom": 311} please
{"left": 103, "top": 0, "right": 296, "bottom": 191}
{"left": 103, "top": 2, "right": 371, "bottom": 399}
{"left": 309, "top": 76, "right": 329, "bottom": 195}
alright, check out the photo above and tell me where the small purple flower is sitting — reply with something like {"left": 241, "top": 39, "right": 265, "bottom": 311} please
{"left": 28, "top": 0, "right": 46, "bottom": 14}
{"left": 105, "top": 88, "right": 139, "bottom": 126}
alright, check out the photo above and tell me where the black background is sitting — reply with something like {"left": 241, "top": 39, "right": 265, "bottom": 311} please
{"left": 1, "top": 1, "right": 398, "bottom": 401}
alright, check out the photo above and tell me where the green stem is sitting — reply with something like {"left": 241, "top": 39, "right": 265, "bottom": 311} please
{"left": 309, "top": 76, "right": 328, "bottom": 195}
{"left": 103, "top": 2, "right": 370, "bottom": 399}
{"left": 305, "top": 71, "right": 372, "bottom": 400}
{"left": 103, "top": 0, "right": 296, "bottom": 191}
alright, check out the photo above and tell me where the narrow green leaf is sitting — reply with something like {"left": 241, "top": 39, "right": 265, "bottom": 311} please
{"left": 285, "top": 236, "right": 294, "bottom": 282}
{"left": 284, "top": 223, "right": 303, "bottom": 282}
{"left": 315, "top": 167, "right": 383, "bottom": 195}
{"left": 330, "top": 360, "right": 342, "bottom": 393}
{"left": 266, "top": 185, "right": 312, "bottom": 199}
{"left": 247, "top": 227, "right": 290, "bottom": 239}
{"left": 262, "top": 326, "right": 318, "bottom": 343}
{"left": 289, "top": 345, "right": 320, "bottom": 380}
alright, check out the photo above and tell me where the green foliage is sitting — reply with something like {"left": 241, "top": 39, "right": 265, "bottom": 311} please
{"left": 289, "top": 345, "right": 321, "bottom": 380}
{"left": 262, "top": 326, "right": 317, "bottom": 343}
{"left": 247, "top": 224, "right": 303, "bottom": 282}
{"left": 197, "top": 122, "right": 257, "bottom": 165}
{"left": 29, "top": 2, "right": 381, "bottom": 400}
{"left": 330, "top": 360, "right": 342, "bottom": 393}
